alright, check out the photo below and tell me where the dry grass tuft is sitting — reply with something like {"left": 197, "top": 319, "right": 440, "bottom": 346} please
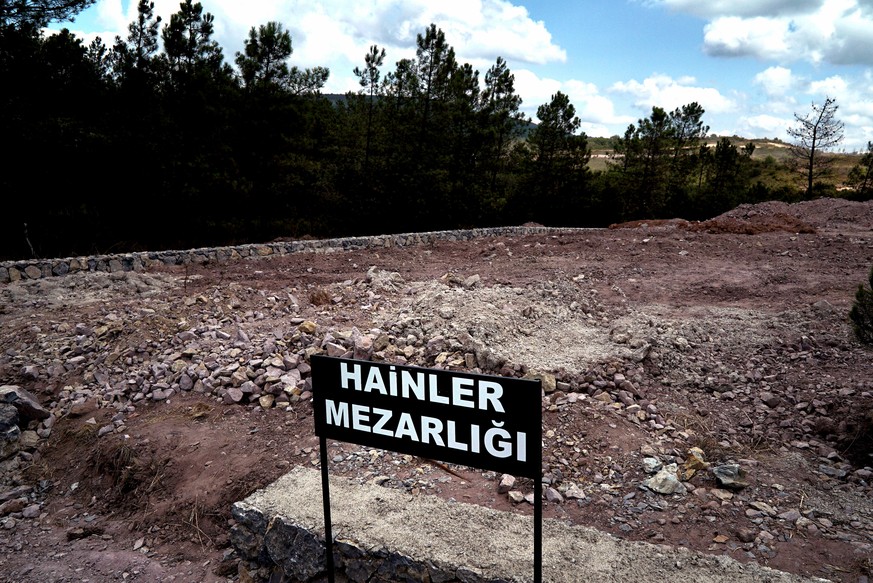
{"left": 188, "top": 402, "right": 213, "bottom": 420}
{"left": 90, "top": 440, "right": 169, "bottom": 503}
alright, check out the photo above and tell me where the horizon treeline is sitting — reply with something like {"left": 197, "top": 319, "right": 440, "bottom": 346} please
{"left": 1, "top": 1, "right": 864, "bottom": 261}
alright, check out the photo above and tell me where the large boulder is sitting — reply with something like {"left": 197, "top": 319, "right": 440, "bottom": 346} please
{"left": 0, "top": 385, "right": 50, "bottom": 422}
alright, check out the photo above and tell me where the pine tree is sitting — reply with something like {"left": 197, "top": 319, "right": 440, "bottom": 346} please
{"left": 160, "top": 0, "right": 228, "bottom": 89}
{"left": 847, "top": 142, "right": 873, "bottom": 200}
{"left": 1, "top": 0, "right": 95, "bottom": 26}
{"left": 850, "top": 266, "right": 873, "bottom": 345}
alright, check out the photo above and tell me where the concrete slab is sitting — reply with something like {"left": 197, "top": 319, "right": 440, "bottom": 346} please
{"left": 231, "top": 467, "right": 824, "bottom": 582}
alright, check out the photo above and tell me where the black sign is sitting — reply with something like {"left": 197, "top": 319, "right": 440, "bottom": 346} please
{"left": 312, "top": 355, "right": 542, "bottom": 478}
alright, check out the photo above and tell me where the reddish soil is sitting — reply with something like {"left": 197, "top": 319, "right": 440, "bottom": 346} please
{"left": 2, "top": 197, "right": 873, "bottom": 582}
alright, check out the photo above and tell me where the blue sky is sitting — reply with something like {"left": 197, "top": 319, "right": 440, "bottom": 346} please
{"left": 54, "top": 0, "right": 873, "bottom": 149}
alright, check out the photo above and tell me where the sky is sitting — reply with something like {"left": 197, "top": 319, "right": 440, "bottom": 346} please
{"left": 52, "top": 0, "right": 873, "bottom": 150}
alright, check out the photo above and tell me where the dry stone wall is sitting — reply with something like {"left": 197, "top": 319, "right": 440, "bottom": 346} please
{"left": 0, "top": 227, "right": 582, "bottom": 284}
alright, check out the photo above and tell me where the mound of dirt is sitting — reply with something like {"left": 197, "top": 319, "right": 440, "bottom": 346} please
{"left": 708, "top": 198, "right": 873, "bottom": 232}
{"left": 612, "top": 198, "right": 873, "bottom": 236}
{"left": 685, "top": 213, "right": 817, "bottom": 235}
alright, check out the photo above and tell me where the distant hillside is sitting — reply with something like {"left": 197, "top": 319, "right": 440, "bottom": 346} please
{"left": 322, "top": 93, "right": 862, "bottom": 191}
{"left": 587, "top": 134, "right": 862, "bottom": 185}
{"left": 588, "top": 135, "right": 795, "bottom": 158}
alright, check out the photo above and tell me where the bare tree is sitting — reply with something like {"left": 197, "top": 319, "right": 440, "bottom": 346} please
{"left": 788, "top": 96, "right": 844, "bottom": 196}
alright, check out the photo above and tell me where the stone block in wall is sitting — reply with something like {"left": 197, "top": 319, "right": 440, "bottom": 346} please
{"left": 263, "top": 515, "right": 326, "bottom": 580}
{"left": 24, "top": 265, "right": 41, "bottom": 279}
{"left": 230, "top": 501, "right": 270, "bottom": 563}
{"left": 188, "top": 252, "right": 208, "bottom": 265}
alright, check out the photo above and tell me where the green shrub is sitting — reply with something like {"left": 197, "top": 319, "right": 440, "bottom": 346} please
{"left": 850, "top": 266, "right": 873, "bottom": 344}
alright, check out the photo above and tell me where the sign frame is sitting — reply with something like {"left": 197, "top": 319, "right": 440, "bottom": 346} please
{"left": 311, "top": 355, "right": 543, "bottom": 583}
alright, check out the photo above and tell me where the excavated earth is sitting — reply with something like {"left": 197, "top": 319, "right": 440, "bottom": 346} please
{"left": 1, "top": 198, "right": 873, "bottom": 582}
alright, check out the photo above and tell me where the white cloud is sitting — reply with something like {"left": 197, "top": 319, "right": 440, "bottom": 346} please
{"left": 648, "top": 0, "right": 822, "bottom": 18}
{"left": 65, "top": 0, "right": 566, "bottom": 96}
{"left": 511, "top": 70, "right": 633, "bottom": 134}
{"left": 136, "top": 0, "right": 566, "bottom": 67}
{"left": 736, "top": 113, "right": 793, "bottom": 139}
{"left": 752, "top": 67, "right": 808, "bottom": 115}
{"left": 513, "top": 68, "right": 563, "bottom": 114}
{"left": 702, "top": 16, "right": 794, "bottom": 60}
{"left": 93, "top": 0, "right": 128, "bottom": 31}
{"left": 809, "top": 74, "right": 849, "bottom": 96}
{"left": 846, "top": 100, "right": 873, "bottom": 119}
{"left": 610, "top": 74, "right": 736, "bottom": 115}
{"left": 579, "top": 122, "right": 615, "bottom": 137}
{"left": 564, "top": 80, "right": 636, "bottom": 126}
{"left": 651, "top": 0, "right": 873, "bottom": 66}
{"left": 826, "top": 5, "right": 873, "bottom": 64}
{"left": 753, "top": 66, "right": 797, "bottom": 101}
{"left": 433, "top": 1, "right": 566, "bottom": 64}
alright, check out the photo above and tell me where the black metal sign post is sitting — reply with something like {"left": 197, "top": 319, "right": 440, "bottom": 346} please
{"left": 312, "top": 355, "right": 542, "bottom": 583}
{"left": 318, "top": 435, "right": 336, "bottom": 583}
{"left": 534, "top": 477, "right": 542, "bottom": 582}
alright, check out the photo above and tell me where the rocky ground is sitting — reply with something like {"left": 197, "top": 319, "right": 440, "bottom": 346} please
{"left": 1, "top": 198, "right": 873, "bottom": 583}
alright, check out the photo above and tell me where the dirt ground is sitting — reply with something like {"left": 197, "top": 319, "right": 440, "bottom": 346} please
{"left": 1, "top": 198, "right": 873, "bottom": 582}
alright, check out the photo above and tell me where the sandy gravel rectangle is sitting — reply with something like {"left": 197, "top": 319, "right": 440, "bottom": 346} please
{"left": 239, "top": 467, "right": 823, "bottom": 583}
